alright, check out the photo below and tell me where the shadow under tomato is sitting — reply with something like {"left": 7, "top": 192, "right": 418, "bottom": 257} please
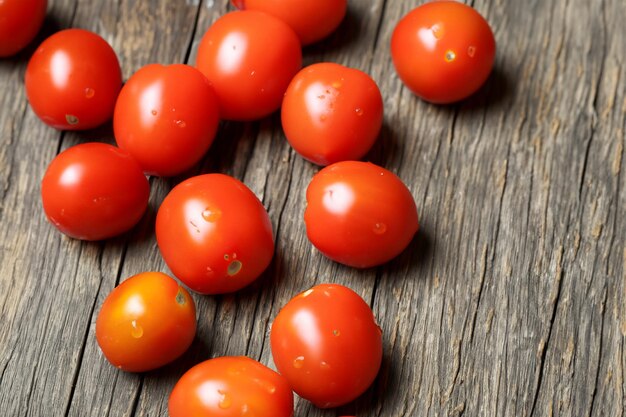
{"left": 302, "top": 5, "right": 363, "bottom": 64}
{"left": 363, "top": 120, "right": 403, "bottom": 169}
{"left": 0, "top": 14, "right": 65, "bottom": 68}
{"left": 380, "top": 223, "right": 435, "bottom": 281}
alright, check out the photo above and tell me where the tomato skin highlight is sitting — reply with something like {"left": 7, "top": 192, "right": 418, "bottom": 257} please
{"left": 270, "top": 284, "right": 383, "bottom": 408}
{"left": 196, "top": 10, "right": 302, "bottom": 121}
{"left": 231, "top": 0, "right": 347, "bottom": 45}
{"left": 156, "top": 174, "right": 274, "bottom": 294}
{"left": 96, "top": 272, "right": 196, "bottom": 373}
{"left": 281, "top": 63, "right": 383, "bottom": 166}
{"left": 391, "top": 0, "right": 496, "bottom": 103}
{"left": 25, "top": 29, "right": 122, "bottom": 130}
{"left": 0, "top": 0, "right": 47, "bottom": 57}
{"left": 169, "top": 356, "right": 294, "bottom": 417}
{"left": 114, "top": 64, "right": 220, "bottom": 176}
{"left": 304, "top": 161, "right": 419, "bottom": 268}
{"left": 41, "top": 143, "right": 150, "bottom": 241}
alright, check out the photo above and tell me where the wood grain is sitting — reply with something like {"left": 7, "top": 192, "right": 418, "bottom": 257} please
{"left": 0, "top": 0, "right": 624, "bottom": 416}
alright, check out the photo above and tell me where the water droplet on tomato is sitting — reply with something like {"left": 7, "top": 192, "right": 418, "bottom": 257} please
{"left": 373, "top": 222, "right": 387, "bottom": 234}
{"left": 320, "top": 361, "right": 331, "bottom": 370}
{"left": 355, "top": 108, "right": 364, "bottom": 116}
{"left": 250, "top": 70, "right": 256, "bottom": 76}
{"left": 130, "top": 320, "right": 143, "bottom": 338}
{"left": 431, "top": 24, "right": 444, "bottom": 39}
{"left": 65, "top": 114, "right": 79, "bottom": 125}
{"left": 445, "top": 50, "right": 456, "bottom": 62}
{"left": 151, "top": 109, "right": 157, "bottom": 116}
{"left": 320, "top": 114, "right": 327, "bottom": 122}
{"left": 202, "top": 207, "right": 221, "bottom": 222}
{"left": 217, "top": 390, "right": 232, "bottom": 409}
{"left": 318, "top": 94, "right": 326, "bottom": 99}
{"left": 467, "top": 45, "right": 476, "bottom": 57}
{"left": 175, "top": 120, "right": 186, "bottom": 128}
{"left": 332, "top": 81, "right": 342, "bottom": 89}
{"left": 84, "top": 88, "right": 95, "bottom": 98}
{"left": 227, "top": 260, "right": 243, "bottom": 276}
{"left": 224, "top": 254, "right": 230, "bottom": 260}
{"left": 333, "top": 329, "right": 341, "bottom": 336}
{"left": 293, "top": 356, "right": 305, "bottom": 369}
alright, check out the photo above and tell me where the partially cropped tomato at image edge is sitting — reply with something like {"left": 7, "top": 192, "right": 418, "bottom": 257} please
{"left": 391, "top": 0, "right": 496, "bottom": 103}
{"left": 25, "top": 28, "right": 122, "bottom": 130}
{"left": 169, "top": 356, "right": 293, "bottom": 417}
{"left": 231, "top": 0, "right": 347, "bottom": 45}
{"left": 270, "top": 284, "right": 383, "bottom": 408}
{"left": 282, "top": 62, "right": 384, "bottom": 166}
{"left": 156, "top": 174, "right": 274, "bottom": 294}
{"left": 305, "top": 161, "right": 419, "bottom": 268}
{"left": 114, "top": 64, "right": 220, "bottom": 176}
{"left": 0, "top": 0, "right": 47, "bottom": 57}
{"left": 41, "top": 143, "right": 150, "bottom": 241}
{"left": 196, "top": 10, "right": 302, "bottom": 121}
{"left": 96, "top": 272, "right": 196, "bottom": 372}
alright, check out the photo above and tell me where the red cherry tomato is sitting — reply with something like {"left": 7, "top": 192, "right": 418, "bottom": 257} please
{"left": 196, "top": 10, "right": 302, "bottom": 121}
{"left": 114, "top": 64, "right": 220, "bottom": 176}
{"left": 0, "top": 0, "right": 47, "bottom": 57}
{"left": 25, "top": 29, "right": 122, "bottom": 130}
{"left": 282, "top": 63, "right": 383, "bottom": 166}
{"left": 270, "top": 284, "right": 383, "bottom": 408}
{"left": 304, "top": 161, "right": 418, "bottom": 268}
{"left": 156, "top": 174, "right": 274, "bottom": 294}
{"left": 391, "top": 0, "right": 496, "bottom": 103}
{"left": 41, "top": 143, "right": 150, "bottom": 240}
{"left": 96, "top": 272, "right": 196, "bottom": 372}
{"left": 169, "top": 356, "right": 293, "bottom": 417}
{"left": 231, "top": 0, "right": 346, "bottom": 45}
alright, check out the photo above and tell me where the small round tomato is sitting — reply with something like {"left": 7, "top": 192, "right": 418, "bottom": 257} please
{"left": 196, "top": 10, "right": 302, "bottom": 121}
{"left": 169, "top": 356, "right": 293, "bottom": 417}
{"left": 270, "top": 284, "right": 383, "bottom": 408}
{"left": 41, "top": 143, "right": 150, "bottom": 240}
{"left": 391, "top": 0, "right": 496, "bottom": 103}
{"left": 304, "top": 161, "right": 418, "bottom": 268}
{"left": 231, "top": 0, "right": 346, "bottom": 45}
{"left": 25, "top": 29, "right": 122, "bottom": 129}
{"left": 96, "top": 272, "right": 196, "bottom": 372}
{"left": 114, "top": 64, "right": 220, "bottom": 176}
{"left": 281, "top": 63, "right": 383, "bottom": 166}
{"left": 0, "top": 0, "right": 47, "bottom": 57}
{"left": 156, "top": 174, "right": 274, "bottom": 294}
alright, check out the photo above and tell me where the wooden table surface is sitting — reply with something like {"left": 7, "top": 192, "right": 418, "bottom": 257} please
{"left": 1, "top": 0, "right": 624, "bottom": 416}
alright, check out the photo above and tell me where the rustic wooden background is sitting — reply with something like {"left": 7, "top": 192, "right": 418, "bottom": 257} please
{"left": 1, "top": 0, "right": 624, "bottom": 416}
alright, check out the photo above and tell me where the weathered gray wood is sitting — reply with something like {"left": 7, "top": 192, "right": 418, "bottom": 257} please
{"left": 0, "top": 0, "right": 624, "bottom": 416}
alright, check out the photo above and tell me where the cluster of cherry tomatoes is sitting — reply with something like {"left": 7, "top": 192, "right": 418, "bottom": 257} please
{"left": 2, "top": 0, "right": 495, "bottom": 415}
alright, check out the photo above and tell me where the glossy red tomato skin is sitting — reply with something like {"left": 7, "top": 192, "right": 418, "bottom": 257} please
{"left": 114, "top": 64, "right": 220, "bottom": 176}
{"left": 156, "top": 174, "right": 274, "bottom": 294}
{"left": 0, "top": 0, "right": 47, "bottom": 57}
{"left": 391, "top": 1, "right": 496, "bottom": 103}
{"left": 270, "top": 284, "right": 383, "bottom": 408}
{"left": 231, "top": 0, "right": 346, "bottom": 45}
{"left": 96, "top": 272, "right": 196, "bottom": 373}
{"left": 196, "top": 10, "right": 302, "bottom": 121}
{"left": 304, "top": 161, "right": 418, "bottom": 268}
{"left": 282, "top": 63, "right": 383, "bottom": 166}
{"left": 169, "top": 356, "right": 294, "bottom": 417}
{"left": 41, "top": 143, "right": 150, "bottom": 240}
{"left": 25, "top": 29, "right": 122, "bottom": 130}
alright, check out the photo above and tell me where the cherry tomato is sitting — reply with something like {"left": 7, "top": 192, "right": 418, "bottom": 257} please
{"left": 169, "top": 356, "right": 293, "bottom": 417}
{"left": 114, "top": 64, "right": 220, "bottom": 176}
{"left": 304, "top": 161, "right": 418, "bottom": 268}
{"left": 281, "top": 63, "right": 383, "bottom": 166}
{"left": 270, "top": 284, "right": 383, "bottom": 408}
{"left": 156, "top": 174, "right": 274, "bottom": 294}
{"left": 231, "top": 0, "right": 346, "bottom": 45}
{"left": 196, "top": 10, "right": 302, "bottom": 121}
{"left": 25, "top": 29, "right": 122, "bottom": 130}
{"left": 391, "top": 0, "right": 496, "bottom": 103}
{"left": 41, "top": 143, "right": 150, "bottom": 240}
{"left": 0, "top": 0, "right": 47, "bottom": 57}
{"left": 96, "top": 272, "right": 196, "bottom": 372}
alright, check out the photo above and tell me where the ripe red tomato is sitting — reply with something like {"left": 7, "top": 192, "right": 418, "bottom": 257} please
{"left": 0, "top": 0, "right": 47, "bottom": 57}
{"left": 156, "top": 174, "right": 274, "bottom": 294}
{"left": 281, "top": 63, "right": 383, "bottom": 166}
{"left": 270, "top": 284, "right": 383, "bottom": 408}
{"left": 25, "top": 29, "right": 122, "bottom": 130}
{"left": 196, "top": 10, "right": 302, "bottom": 121}
{"left": 96, "top": 272, "right": 196, "bottom": 372}
{"left": 169, "top": 356, "right": 293, "bottom": 417}
{"left": 41, "top": 143, "right": 150, "bottom": 240}
{"left": 114, "top": 64, "right": 220, "bottom": 176}
{"left": 391, "top": 0, "right": 496, "bottom": 103}
{"left": 304, "top": 161, "right": 418, "bottom": 268}
{"left": 231, "top": 0, "right": 346, "bottom": 45}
